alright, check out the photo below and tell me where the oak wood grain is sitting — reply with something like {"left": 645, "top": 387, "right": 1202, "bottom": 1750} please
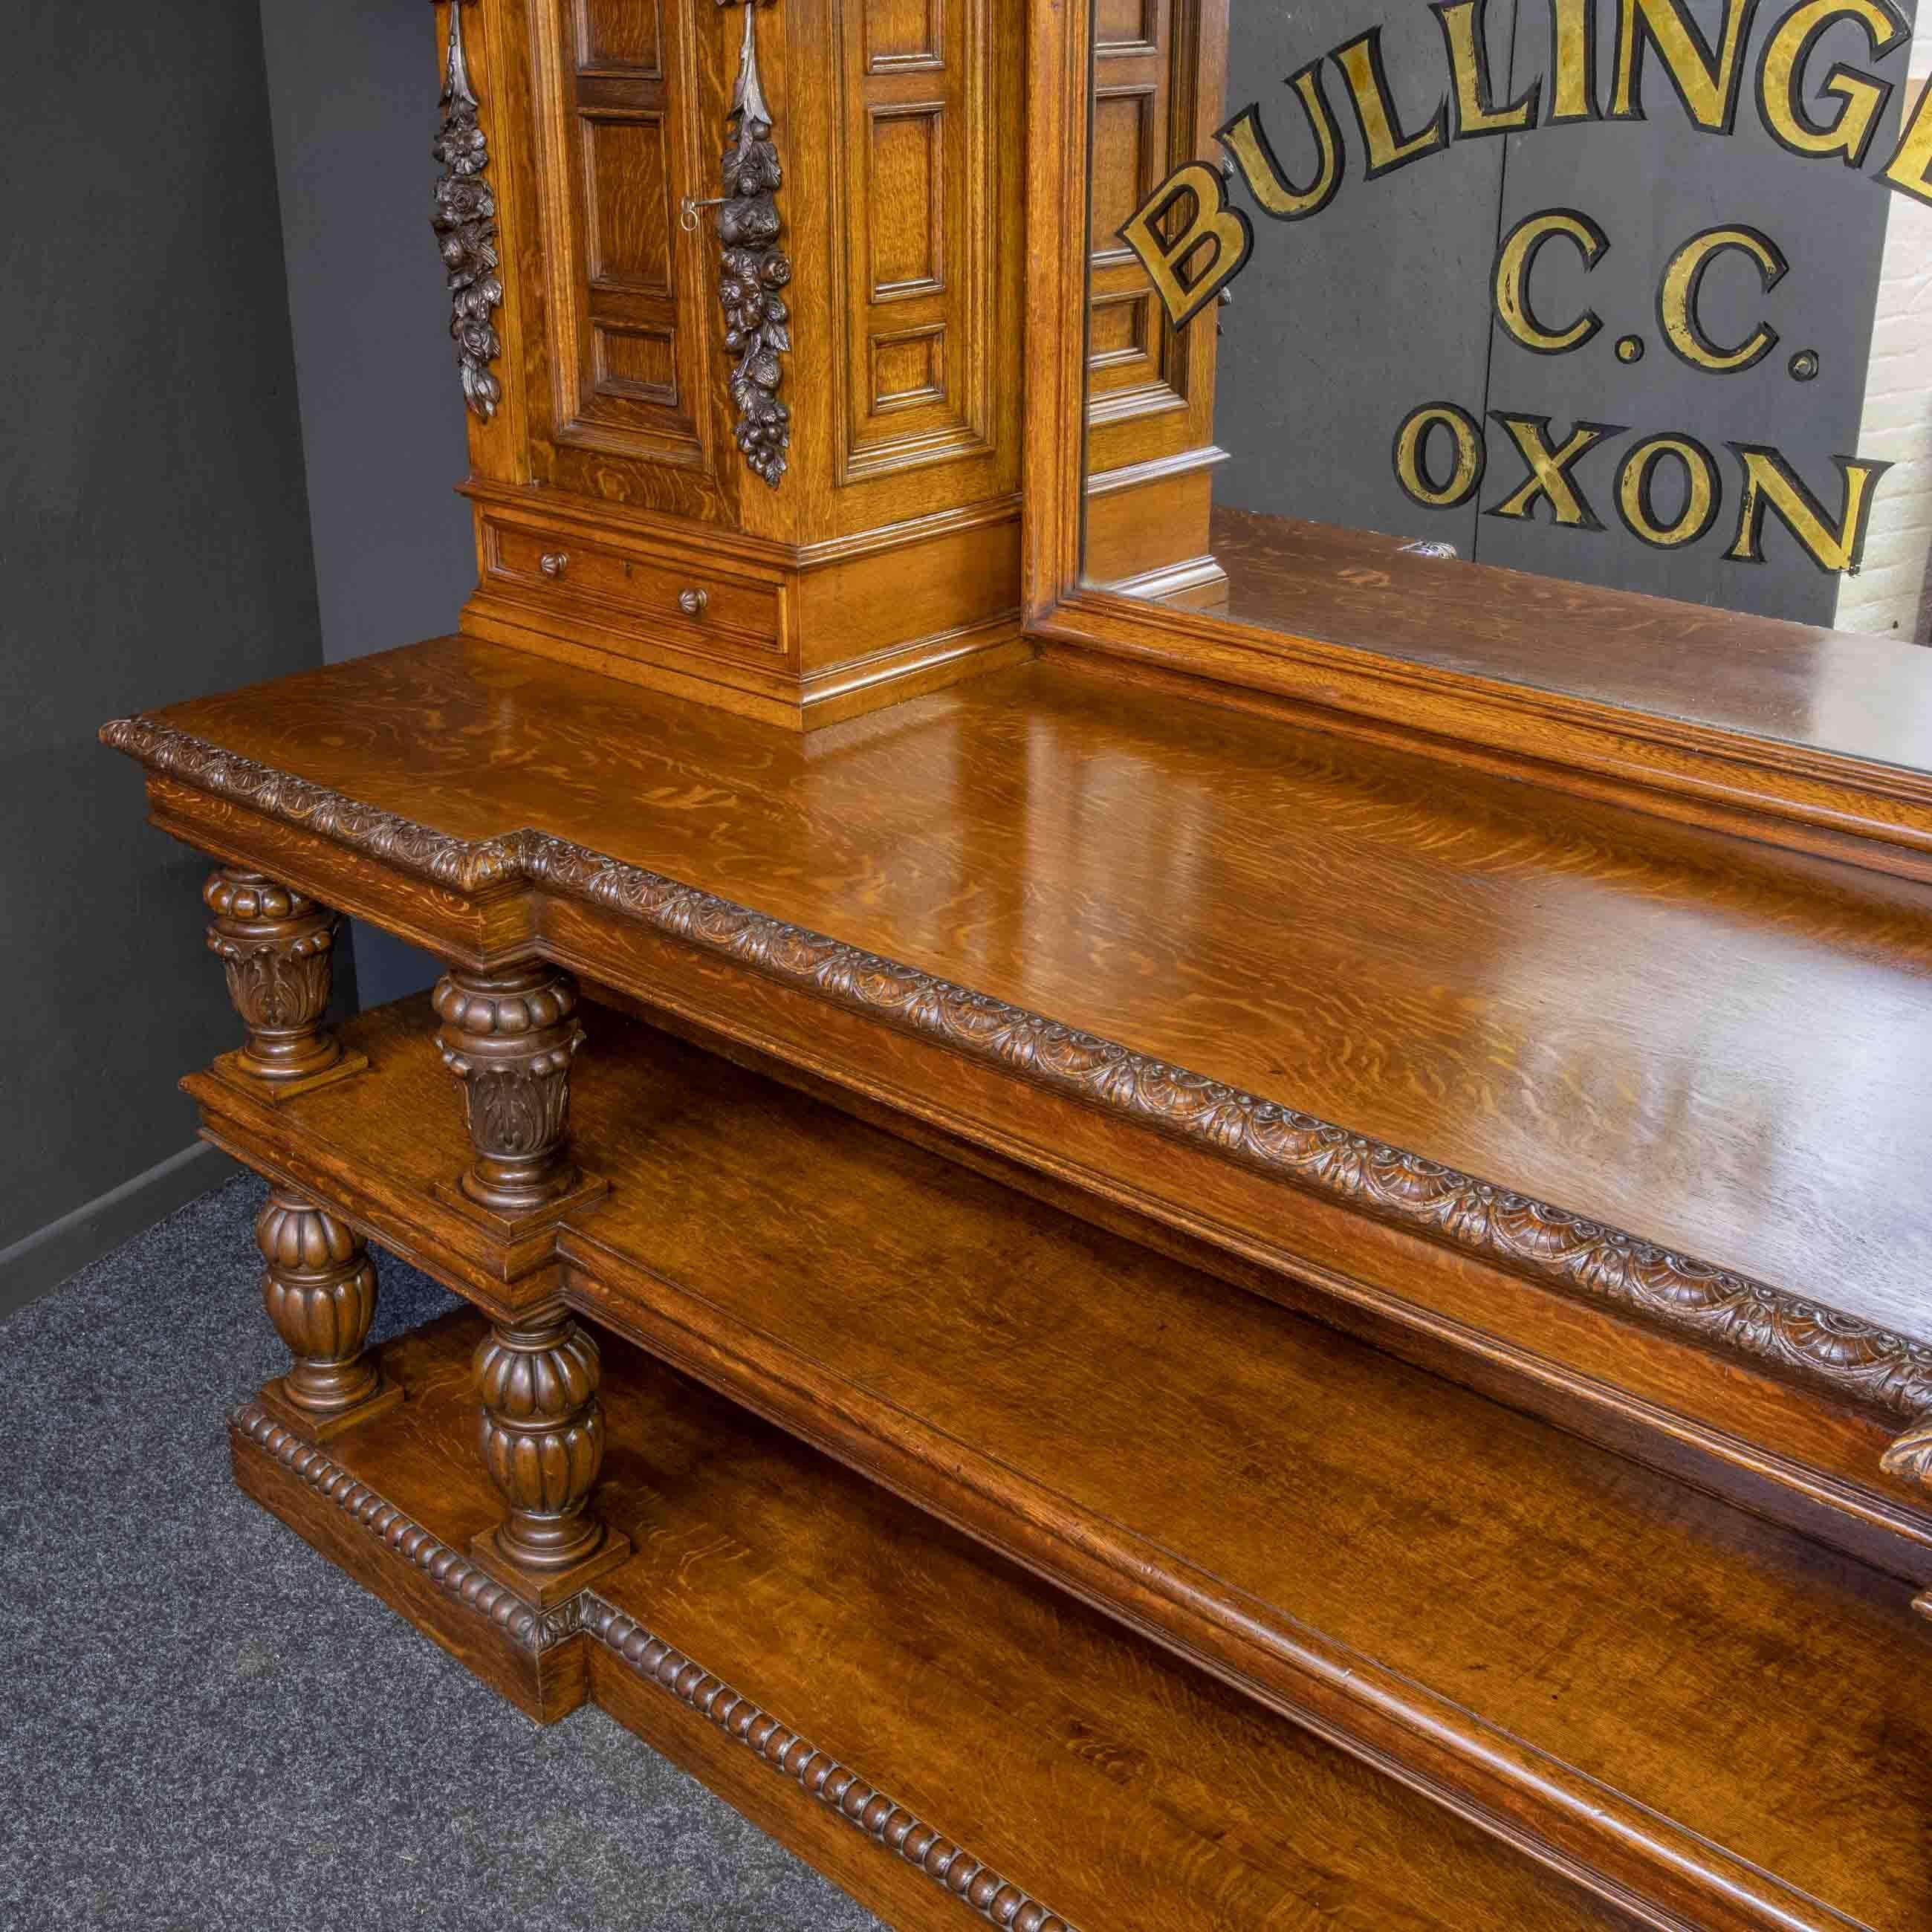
{"left": 242, "top": 1305, "right": 1641, "bottom": 1932}
{"left": 203, "top": 994, "right": 1932, "bottom": 1932}
{"left": 134, "top": 635, "right": 1932, "bottom": 1351}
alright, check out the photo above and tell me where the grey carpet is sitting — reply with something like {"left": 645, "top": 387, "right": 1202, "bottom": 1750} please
{"left": 0, "top": 1173, "right": 886, "bottom": 1932}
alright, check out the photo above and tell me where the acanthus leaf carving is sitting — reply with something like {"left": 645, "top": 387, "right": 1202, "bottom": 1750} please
{"left": 433, "top": 963, "right": 587, "bottom": 1213}
{"left": 1881, "top": 1418, "right": 1932, "bottom": 1490}
{"left": 107, "top": 716, "right": 1932, "bottom": 1427}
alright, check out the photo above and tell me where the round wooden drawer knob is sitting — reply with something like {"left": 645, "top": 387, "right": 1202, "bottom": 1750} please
{"left": 678, "top": 587, "right": 710, "bottom": 616}
{"left": 539, "top": 551, "right": 568, "bottom": 579}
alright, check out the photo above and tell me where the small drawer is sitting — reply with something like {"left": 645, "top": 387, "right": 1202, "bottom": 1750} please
{"left": 485, "top": 520, "right": 781, "bottom": 650}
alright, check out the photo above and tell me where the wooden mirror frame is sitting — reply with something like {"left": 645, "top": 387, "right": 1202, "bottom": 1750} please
{"left": 1019, "top": 0, "right": 1932, "bottom": 886}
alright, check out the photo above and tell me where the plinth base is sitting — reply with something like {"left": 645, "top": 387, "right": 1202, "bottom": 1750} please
{"left": 257, "top": 1369, "right": 403, "bottom": 1444}
{"left": 467, "top": 1520, "right": 632, "bottom": 1609}
{"left": 204, "top": 1046, "right": 370, "bottom": 1106}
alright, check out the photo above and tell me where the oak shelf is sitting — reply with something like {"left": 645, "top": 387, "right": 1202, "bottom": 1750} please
{"left": 114, "top": 636, "right": 1932, "bottom": 1598}
{"left": 195, "top": 994, "right": 1932, "bottom": 1932}
{"left": 241, "top": 1306, "right": 1641, "bottom": 1932}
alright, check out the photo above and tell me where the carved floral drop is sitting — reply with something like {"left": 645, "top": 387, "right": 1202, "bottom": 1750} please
{"left": 432, "top": 0, "right": 502, "bottom": 421}
{"left": 717, "top": 0, "right": 791, "bottom": 486}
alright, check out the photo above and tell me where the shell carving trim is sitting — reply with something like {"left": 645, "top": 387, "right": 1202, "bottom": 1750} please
{"left": 432, "top": 0, "right": 503, "bottom": 420}
{"left": 716, "top": 0, "right": 790, "bottom": 486}
{"left": 101, "top": 713, "right": 1932, "bottom": 1427}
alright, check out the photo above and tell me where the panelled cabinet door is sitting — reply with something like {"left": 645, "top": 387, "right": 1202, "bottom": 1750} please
{"left": 516, "top": 0, "right": 741, "bottom": 525}
{"left": 817, "top": 0, "right": 1026, "bottom": 536}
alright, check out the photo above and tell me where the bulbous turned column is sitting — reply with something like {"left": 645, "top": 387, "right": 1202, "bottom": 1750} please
{"left": 433, "top": 962, "right": 589, "bottom": 1216}
{"left": 470, "top": 1312, "right": 628, "bottom": 1601}
{"left": 256, "top": 1187, "right": 399, "bottom": 1439}
{"left": 204, "top": 869, "right": 346, "bottom": 1084}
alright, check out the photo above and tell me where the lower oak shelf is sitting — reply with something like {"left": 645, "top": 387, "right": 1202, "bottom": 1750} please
{"left": 194, "top": 993, "right": 1932, "bottom": 1932}
{"left": 233, "top": 1308, "right": 1632, "bottom": 1932}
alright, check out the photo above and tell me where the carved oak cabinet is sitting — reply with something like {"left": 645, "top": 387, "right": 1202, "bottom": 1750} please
{"left": 444, "top": 0, "right": 1026, "bottom": 727}
{"left": 98, "top": 2, "right": 1932, "bottom": 1928}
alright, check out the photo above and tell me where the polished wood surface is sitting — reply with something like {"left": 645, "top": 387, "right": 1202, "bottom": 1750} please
{"left": 141, "top": 635, "right": 1932, "bottom": 1349}
{"left": 96, "top": 3, "right": 1932, "bottom": 1925}
{"left": 1020, "top": 0, "right": 1932, "bottom": 876}
{"left": 242, "top": 1306, "right": 1640, "bottom": 1931}
{"left": 447, "top": 0, "right": 1029, "bottom": 727}
{"left": 197, "top": 993, "right": 1932, "bottom": 1932}
{"left": 1205, "top": 505, "right": 1932, "bottom": 774}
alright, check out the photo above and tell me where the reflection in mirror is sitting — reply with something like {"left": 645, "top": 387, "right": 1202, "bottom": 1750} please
{"left": 1080, "top": 0, "right": 1932, "bottom": 765}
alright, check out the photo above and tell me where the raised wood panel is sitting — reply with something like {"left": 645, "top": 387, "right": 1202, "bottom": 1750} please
{"left": 1088, "top": 85, "right": 1154, "bottom": 269}
{"left": 582, "top": 112, "right": 672, "bottom": 291}
{"left": 575, "top": 0, "right": 661, "bottom": 74}
{"left": 1086, "top": 28, "right": 1178, "bottom": 419}
{"left": 867, "top": 105, "right": 945, "bottom": 296}
{"left": 871, "top": 325, "right": 947, "bottom": 409}
{"left": 1093, "top": 0, "right": 1157, "bottom": 53}
{"left": 865, "top": 0, "right": 944, "bottom": 72}
{"left": 1088, "top": 288, "right": 1150, "bottom": 369}
{"left": 592, "top": 322, "right": 678, "bottom": 405}
{"left": 836, "top": 0, "right": 996, "bottom": 479}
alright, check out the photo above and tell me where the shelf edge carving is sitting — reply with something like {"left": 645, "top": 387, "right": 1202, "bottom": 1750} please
{"left": 233, "top": 1402, "right": 1080, "bottom": 1926}
{"left": 232, "top": 1401, "right": 554, "bottom": 1648}
{"left": 586, "top": 1602, "right": 1077, "bottom": 1929}
{"left": 432, "top": 0, "right": 503, "bottom": 421}
{"left": 117, "top": 715, "right": 1932, "bottom": 1424}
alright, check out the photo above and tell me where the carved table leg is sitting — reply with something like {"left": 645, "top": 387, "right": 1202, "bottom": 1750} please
{"left": 432, "top": 962, "right": 603, "bottom": 1220}
{"left": 256, "top": 1187, "right": 401, "bottom": 1440}
{"left": 470, "top": 1311, "right": 630, "bottom": 1604}
{"left": 204, "top": 868, "right": 366, "bottom": 1097}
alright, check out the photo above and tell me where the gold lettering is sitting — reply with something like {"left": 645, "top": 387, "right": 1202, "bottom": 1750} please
{"left": 1549, "top": 0, "right": 1599, "bottom": 121}
{"left": 1726, "top": 447, "right": 1891, "bottom": 572}
{"left": 1393, "top": 403, "right": 1486, "bottom": 508}
{"left": 1119, "top": 163, "right": 1254, "bottom": 329}
{"left": 1218, "top": 63, "right": 1345, "bottom": 221}
{"left": 1493, "top": 210, "right": 1609, "bottom": 354}
{"left": 1333, "top": 28, "right": 1450, "bottom": 176}
{"left": 1879, "top": 73, "right": 1932, "bottom": 205}
{"left": 1486, "top": 415, "right": 1621, "bottom": 528}
{"left": 1610, "top": 0, "right": 1760, "bottom": 130}
{"left": 1433, "top": 0, "right": 1540, "bottom": 136}
{"left": 1616, "top": 435, "right": 1722, "bottom": 548}
{"left": 1757, "top": 0, "right": 1904, "bottom": 168}
{"left": 1658, "top": 226, "right": 1785, "bottom": 372}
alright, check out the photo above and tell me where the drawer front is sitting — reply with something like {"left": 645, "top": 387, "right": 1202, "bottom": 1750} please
{"left": 484, "top": 520, "right": 782, "bottom": 652}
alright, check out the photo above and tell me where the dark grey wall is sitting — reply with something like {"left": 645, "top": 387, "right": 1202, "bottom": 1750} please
{"left": 1, "top": 0, "right": 331, "bottom": 1277}
{"left": 257, "top": 0, "right": 477, "bottom": 1007}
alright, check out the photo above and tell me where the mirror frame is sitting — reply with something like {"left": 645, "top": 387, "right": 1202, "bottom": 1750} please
{"left": 1018, "top": 0, "right": 1932, "bottom": 885}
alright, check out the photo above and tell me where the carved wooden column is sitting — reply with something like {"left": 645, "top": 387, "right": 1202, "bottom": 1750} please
{"left": 432, "top": 962, "right": 600, "bottom": 1219}
{"left": 204, "top": 867, "right": 365, "bottom": 1095}
{"left": 256, "top": 1187, "right": 400, "bottom": 1439}
{"left": 470, "top": 1311, "right": 629, "bottom": 1601}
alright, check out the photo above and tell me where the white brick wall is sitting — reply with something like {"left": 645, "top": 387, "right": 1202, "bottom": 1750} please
{"left": 1835, "top": 45, "right": 1932, "bottom": 640}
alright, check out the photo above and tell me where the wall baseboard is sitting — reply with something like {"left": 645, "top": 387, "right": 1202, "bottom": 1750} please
{"left": 0, "top": 1140, "right": 239, "bottom": 1323}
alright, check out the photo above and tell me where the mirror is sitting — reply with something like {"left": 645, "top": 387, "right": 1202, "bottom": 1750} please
{"left": 1080, "top": 0, "right": 1932, "bottom": 767}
